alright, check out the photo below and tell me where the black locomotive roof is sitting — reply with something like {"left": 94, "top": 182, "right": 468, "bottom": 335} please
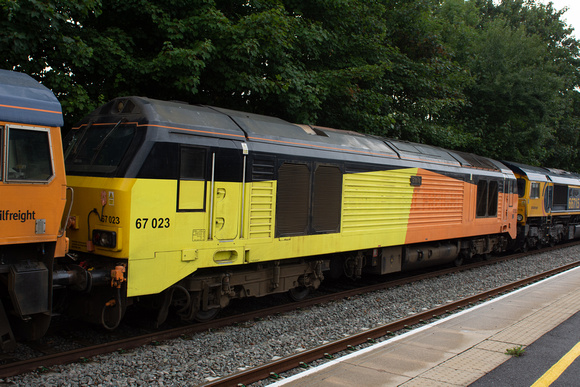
{"left": 90, "top": 97, "right": 244, "bottom": 138}
{"left": 88, "top": 96, "right": 505, "bottom": 172}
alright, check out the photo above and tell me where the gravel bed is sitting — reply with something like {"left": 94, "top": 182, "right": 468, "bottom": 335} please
{"left": 3, "top": 246, "right": 580, "bottom": 386}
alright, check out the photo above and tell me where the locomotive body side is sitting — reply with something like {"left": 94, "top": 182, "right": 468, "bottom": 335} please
{"left": 0, "top": 70, "right": 68, "bottom": 346}
{"left": 63, "top": 97, "right": 517, "bottom": 327}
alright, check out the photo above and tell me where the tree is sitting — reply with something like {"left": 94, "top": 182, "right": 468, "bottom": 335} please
{"left": 0, "top": 0, "right": 101, "bottom": 124}
{"left": 2, "top": 0, "right": 580, "bottom": 172}
{"left": 437, "top": 0, "right": 580, "bottom": 167}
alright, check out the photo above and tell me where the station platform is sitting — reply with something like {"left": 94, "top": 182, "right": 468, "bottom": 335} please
{"left": 271, "top": 265, "right": 580, "bottom": 386}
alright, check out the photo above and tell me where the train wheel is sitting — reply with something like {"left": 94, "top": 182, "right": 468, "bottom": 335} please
{"left": 288, "top": 286, "right": 310, "bottom": 301}
{"left": 454, "top": 250, "right": 470, "bottom": 267}
{"left": 194, "top": 307, "right": 221, "bottom": 322}
{"left": 521, "top": 240, "right": 529, "bottom": 252}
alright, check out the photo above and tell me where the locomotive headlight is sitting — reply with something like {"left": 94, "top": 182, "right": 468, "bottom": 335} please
{"left": 517, "top": 214, "right": 523, "bottom": 222}
{"left": 92, "top": 229, "right": 117, "bottom": 248}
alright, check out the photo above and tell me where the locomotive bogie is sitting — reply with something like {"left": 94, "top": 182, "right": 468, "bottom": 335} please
{"left": 174, "top": 259, "right": 327, "bottom": 319}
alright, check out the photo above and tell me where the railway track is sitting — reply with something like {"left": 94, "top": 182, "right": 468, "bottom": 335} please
{"left": 205, "top": 257, "right": 580, "bottom": 386}
{"left": 0, "top": 243, "right": 578, "bottom": 380}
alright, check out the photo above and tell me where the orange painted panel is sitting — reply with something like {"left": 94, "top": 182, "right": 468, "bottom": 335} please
{"left": 0, "top": 125, "right": 67, "bottom": 248}
{"left": 406, "top": 170, "right": 517, "bottom": 244}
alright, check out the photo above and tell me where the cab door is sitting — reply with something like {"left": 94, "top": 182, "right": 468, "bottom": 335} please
{"left": 211, "top": 140, "right": 243, "bottom": 241}
{"left": 503, "top": 176, "right": 516, "bottom": 222}
{"left": 502, "top": 177, "right": 509, "bottom": 222}
{"left": 544, "top": 184, "right": 553, "bottom": 215}
{"left": 213, "top": 182, "right": 240, "bottom": 240}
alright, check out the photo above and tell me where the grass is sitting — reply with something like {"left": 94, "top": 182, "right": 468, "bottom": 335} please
{"left": 505, "top": 345, "right": 525, "bottom": 357}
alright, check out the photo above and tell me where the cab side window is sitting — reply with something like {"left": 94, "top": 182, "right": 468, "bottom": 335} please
{"left": 180, "top": 147, "right": 206, "bottom": 180}
{"left": 177, "top": 146, "right": 207, "bottom": 212}
{"left": 476, "top": 179, "right": 499, "bottom": 218}
{"left": 517, "top": 179, "right": 526, "bottom": 198}
{"left": 6, "top": 127, "right": 53, "bottom": 182}
{"left": 530, "top": 182, "right": 540, "bottom": 199}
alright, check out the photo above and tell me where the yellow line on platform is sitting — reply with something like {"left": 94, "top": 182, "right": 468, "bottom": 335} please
{"left": 531, "top": 341, "right": 580, "bottom": 387}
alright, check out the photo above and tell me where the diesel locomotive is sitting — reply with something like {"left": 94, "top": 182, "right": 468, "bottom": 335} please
{"left": 61, "top": 96, "right": 520, "bottom": 329}
{"left": 503, "top": 161, "right": 580, "bottom": 250}
{"left": 0, "top": 70, "right": 69, "bottom": 348}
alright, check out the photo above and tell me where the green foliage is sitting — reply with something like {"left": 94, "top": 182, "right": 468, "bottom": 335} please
{"left": 437, "top": 0, "right": 580, "bottom": 168}
{"left": 0, "top": 0, "right": 100, "bottom": 124}
{"left": 505, "top": 345, "right": 525, "bottom": 357}
{"left": 465, "top": 20, "right": 560, "bottom": 160}
{"left": 0, "top": 0, "right": 579, "bottom": 171}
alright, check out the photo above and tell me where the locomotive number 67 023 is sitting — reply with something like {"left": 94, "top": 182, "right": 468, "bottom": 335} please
{"left": 135, "top": 217, "right": 171, "bottom": 229}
